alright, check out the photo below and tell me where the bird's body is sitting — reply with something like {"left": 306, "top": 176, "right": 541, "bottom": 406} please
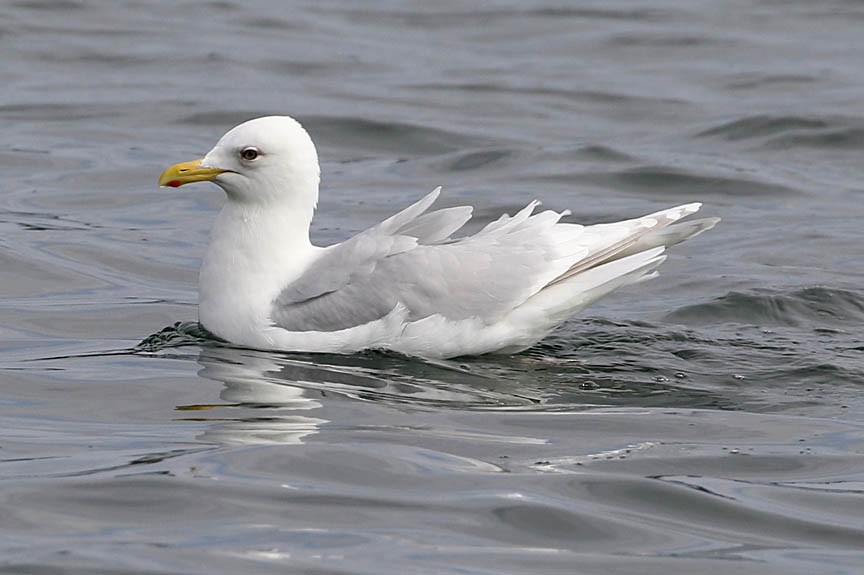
{"left": 159, "top": 116, "right": 718, "bottom": 359}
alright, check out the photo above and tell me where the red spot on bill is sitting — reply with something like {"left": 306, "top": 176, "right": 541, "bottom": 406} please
{"left": 166, "top": 180, "right": 182, "bottom": 187}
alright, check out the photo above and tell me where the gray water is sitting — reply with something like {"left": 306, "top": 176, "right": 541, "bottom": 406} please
{"left": 2, "top": 1, "right": 864, "bottom": 573}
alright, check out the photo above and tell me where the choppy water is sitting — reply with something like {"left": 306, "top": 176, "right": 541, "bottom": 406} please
{"left": 2, "top": 1, "right": 864, "bottom": 573}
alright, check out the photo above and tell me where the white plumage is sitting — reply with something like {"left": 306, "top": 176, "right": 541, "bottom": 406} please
{"left": 159, "top": 116, "right": 718, "bottom": 359}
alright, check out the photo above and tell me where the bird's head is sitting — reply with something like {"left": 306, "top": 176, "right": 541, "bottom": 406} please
{"left": 159, "top": 116, "right": 320, "bottom": 207}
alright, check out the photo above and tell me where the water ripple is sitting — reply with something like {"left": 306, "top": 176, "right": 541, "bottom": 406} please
{"left": 667, "top": 287, "right": 864, "bottom": 327}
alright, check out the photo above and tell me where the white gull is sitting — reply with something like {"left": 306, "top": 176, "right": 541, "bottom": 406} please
{"left": 159, "top": 116, "right": 718, "bottom": 359}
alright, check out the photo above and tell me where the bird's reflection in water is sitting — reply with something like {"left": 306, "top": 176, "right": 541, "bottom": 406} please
{"left": 178, "top": 346, "right": 328, "bottom": 446}
{"left": 173, "top": 341, "right": 540, "bottom": 445}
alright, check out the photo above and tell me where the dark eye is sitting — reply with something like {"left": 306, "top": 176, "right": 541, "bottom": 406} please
{"left": 240, "top": 147, "right": 260, "bottom": 161}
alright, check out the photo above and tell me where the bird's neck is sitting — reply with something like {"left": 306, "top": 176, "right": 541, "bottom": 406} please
{"left": 215, "top": 194, "right": 315, "bottom": 250}
{"left": 198, "top": 199, "right": 318, "bottom": 339}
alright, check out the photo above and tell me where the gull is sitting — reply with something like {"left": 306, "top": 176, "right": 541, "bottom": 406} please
{"left": 159, "top": 116, "right": 718, "bottom": 359}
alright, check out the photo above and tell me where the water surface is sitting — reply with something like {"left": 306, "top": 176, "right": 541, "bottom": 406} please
{"left": 1, "top": 1, "right": 863, "bottom": 574}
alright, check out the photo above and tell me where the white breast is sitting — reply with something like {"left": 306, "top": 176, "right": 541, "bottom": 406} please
{"left": 198, "top": 203, "right": 318, "bottom": 347}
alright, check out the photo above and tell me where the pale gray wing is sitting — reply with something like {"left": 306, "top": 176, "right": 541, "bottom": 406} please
{"left": 271, "top": 241, "right": 553, "bottom": 333}
{"left": 271, "top": 190, "right": 552, "bottom": 333}
{"left": 277, "top": 188, "right": 465, "bottom": 302}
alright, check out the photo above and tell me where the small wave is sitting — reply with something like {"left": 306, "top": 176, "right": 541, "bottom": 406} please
{"left": 724, "top": 74, "right": 817, "bottom": 90}
{"left": 447, "top": 149, "right": 512, "bottom": 171}
{"left": 304, "top": 116, "right": 492, "bottom": 156}
{"left": 179, "top": 110, "right": 277, "bottom": 127}
{"left": 337, "top": 6, "right": 674, "bottom": 27}
{"left": 608, "top": 33, "right": 715, "bottom": 47}
{"left": 697, "top": 115, "right": 829, "bottom": 140}
{"left": 666, "top": 287, "right": 864, "bottom": 327}
{"left": 0, "top": 102, "right": 124, "bottom": 122}
{"left": 573, "top": 145, "right": 637, "bottom": 163}
{"left": 773, "top": 127, "right": 864, "bottom": 150}
{"left": 578, "top": 165, "right": 799, "bottom": 197}
{"left": 697, "top": 114, "right": 864, "bottom": 150}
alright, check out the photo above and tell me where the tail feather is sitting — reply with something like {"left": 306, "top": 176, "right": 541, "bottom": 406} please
{"left": 510, "top": 246, "right": 667, "bottom": 329}
{"left": 614, "top": 216, "right": 720, "bottom": 260}
{"left": 548, "top": 204, "right": 720, "bottom": 285}
{"left": 488, "top": 202, "right": 717, "bottom": 354}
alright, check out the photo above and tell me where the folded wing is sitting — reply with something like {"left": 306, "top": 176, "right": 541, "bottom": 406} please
{"left": 270, "top": 189, "right": 716, "bottom": 334}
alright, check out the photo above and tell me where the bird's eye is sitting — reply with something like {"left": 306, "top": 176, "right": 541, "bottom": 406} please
{"left": 240, "top": 147, "right": 260, "bottom": 161}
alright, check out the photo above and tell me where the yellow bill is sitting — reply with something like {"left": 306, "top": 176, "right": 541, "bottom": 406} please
{"left": 158, "top": 158, "right": 225, "bottom": 188}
